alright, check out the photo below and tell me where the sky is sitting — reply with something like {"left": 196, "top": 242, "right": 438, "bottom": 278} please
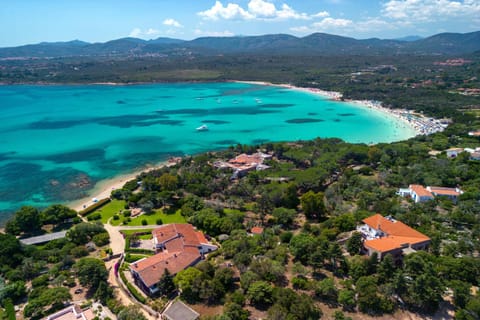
{"left": 1, "top": 0, "right": 479, "bottom": 47}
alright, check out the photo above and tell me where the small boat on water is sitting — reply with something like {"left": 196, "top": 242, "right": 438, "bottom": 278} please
{"left": 196, "top": 124, "right": 208, "bottom": 131}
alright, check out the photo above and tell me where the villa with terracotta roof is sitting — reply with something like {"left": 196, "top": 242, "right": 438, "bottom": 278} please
{"left": 250, "top": 226, "right": 264, "bottom": 235}
{"left": 397, "top": 184, "right": 463, "bottom": 203}
{"left": 214, "top": 152, "right": 271, "bottom": 179}
{"left": 130, "top": 224, "right": 217, "bottom": 295}
{"left": 357, "top": 214, "right": 430, "bottom": 262}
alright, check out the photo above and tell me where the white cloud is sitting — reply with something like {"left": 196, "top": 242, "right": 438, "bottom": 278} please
{"left": 194, "top": 29, "right": 235, "bottom": 37}
{"left": 313, "top": 11, "right": 330, "bottom": 18}
{"left": 128, "top": 27, "right": 160, "bottom": 38}
{"left": 312, "top": 17, "right": 353, "bottom": 29}
{"left": 355, "top": 18, "right": 394, "bottom": 33}
{"left": 198, "top": 0, "right": 309, "bottom": 21}
{"left": 163, "top": 18, "right": 183, "bottom": 28}
{"left": 248, "top": 0, "right": 276, "bottom": 17}
{"left": 198, "top": 1, "right": 254, "bottom": 20}
{"left": 382, "top": 0, "right": 480, "bottom": 22}
{"left": 291, "top": 17, "right": 395, "bottom": 35}
{"left": 276, "top": 4, "right": 309, "bottom": 19}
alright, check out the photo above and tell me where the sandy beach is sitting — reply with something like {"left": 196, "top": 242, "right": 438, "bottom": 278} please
{"left": 236, "top": 80, "right": 447, "bottom": 137}
{"left": 68, "top": 160, "right": 174, "bottom": 212}
{"left": 55, "top": 81, "right": 443, "bottom": 214}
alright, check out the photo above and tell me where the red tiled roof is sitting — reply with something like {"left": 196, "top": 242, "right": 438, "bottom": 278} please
{"left": 153, "top": 224, "right": 208, "bottom": 246}
{"left": 195, "top": 231, "right": 208, "bottom": 244}
{"left": 131, "top": 224, "right": 211, "bottom": 288}
{"left": 131, "top": 252, "right": 201, "bottom": 288}
{"left": 362, "top": 214, "right": 430, "bottom": 253}
{"left": 229, "top": 153, "right": 263, "bottom": 166}
{"left": 251, "top": 227, "right": 264, "bottom": 234}
{"left": 409, "top": 184, "right": 433, "bottom": 198}
{"left": 428, "top": 186, "right": 461, "bottom": 196}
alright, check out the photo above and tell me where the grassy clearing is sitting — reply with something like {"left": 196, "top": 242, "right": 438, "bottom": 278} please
{"left": 87, "top": 199, "right": 126, "bottom": 223}
{"left": 223, "top": 208, "right": 244, "bottom": 215}
{"left": 112, "top": 208, "right": 186, "bottom": 226}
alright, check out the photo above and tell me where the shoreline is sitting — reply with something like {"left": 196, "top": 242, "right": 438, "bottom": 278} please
{"left": 70, "top": 80, "right": 445, "bottom": 214}
{"left": 4, "top": 80, "right": 447, "bottom": 217}
{"left": 235, "top": 80, "right": 447, "bottom": 137}
{"left": 68, "top": 81, "right": 427, "bottom": 214}
{"left": 67, "top": 160, "right": 176, "bottom": 212}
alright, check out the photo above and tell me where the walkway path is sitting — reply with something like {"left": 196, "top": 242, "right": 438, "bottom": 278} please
{"left": 102, "top": 221, "right": 161, "bottom": 319}
{"left": 104, "top": 221, "right": 161, "bottom": 255}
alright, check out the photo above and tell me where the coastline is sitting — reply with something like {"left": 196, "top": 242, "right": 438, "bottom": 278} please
{"left": 3, "top": 80, "right": 447, "bottom": 217}
{"left": 69, "top": 80, "right": 445, "bottom": 214}
{"left": 235, "top": 80, "right": 446, "bottom": 137}
{"left": 67, "top": 160, "right": 174, "bottom": 212}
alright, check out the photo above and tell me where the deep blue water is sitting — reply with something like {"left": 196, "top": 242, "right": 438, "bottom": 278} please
{"left": 0, "top": 82, "right": 415, "bottom": 222}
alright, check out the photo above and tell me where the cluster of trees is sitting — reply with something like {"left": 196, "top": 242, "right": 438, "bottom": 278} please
{"left": 5, "top": 204, "right": 78, "bottom": 236}
{"left": 127, "top": 129, "right": 480, "bottom": 318}
{"left": 0, "top": 202, "right": 117, "bottom": 319}
{"left": 1, "top": 96, "right": 480, "bottom": 318}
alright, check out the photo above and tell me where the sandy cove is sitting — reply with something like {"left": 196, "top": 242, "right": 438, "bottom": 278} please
{"left": 235, "top": 80, "right": 446, "bottom": 137}
{"left": 68, "top": 160, "right": 176, "bottom": 212}
{"left": 68, "top": 81, "right": 446, "bottom": 213}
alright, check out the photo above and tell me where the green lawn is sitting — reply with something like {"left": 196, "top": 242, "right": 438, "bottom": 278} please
{"left": 111, "top": 208, "right": 186, "bottom": 226}
{"left": 121, "top": 229, "right": 154, "bottom": 236}
{"left": 85, "top": 199, "right": 126, "bottom": 223}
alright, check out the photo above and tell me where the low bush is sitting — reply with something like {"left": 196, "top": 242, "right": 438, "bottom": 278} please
{"left": 87, "top": 212, "right": 102, "bottom": 221}
{"left": 92, "top": 232, "right": 110, "bottom": 247}
{"left": 120, "top": 270, "right": 146, "bottom": 303}
{"left": 79, "top": 198, "right": 111, "bottom": 216}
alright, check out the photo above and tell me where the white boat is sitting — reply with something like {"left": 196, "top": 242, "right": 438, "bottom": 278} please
{"left": 196, "top": 124, "right": 208, "bottom": 131}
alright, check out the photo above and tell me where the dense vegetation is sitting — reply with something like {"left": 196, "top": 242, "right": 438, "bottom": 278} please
{"left": 1, "top": 33, "right": 480, "bottom": 318}
{"left": 0, "top": 205, "right": 127, "bottom": 319}
{"left": 109, "top": 121, "right": 480, "bottom": 318}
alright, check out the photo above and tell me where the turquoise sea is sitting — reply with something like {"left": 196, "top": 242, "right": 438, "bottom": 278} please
{"left": 0, "top": 82, "right": 416, "bottom": 222}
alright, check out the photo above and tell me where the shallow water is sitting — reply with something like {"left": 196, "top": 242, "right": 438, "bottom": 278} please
{"left": 0, "top": 82, "right": 416, "bottom": 221}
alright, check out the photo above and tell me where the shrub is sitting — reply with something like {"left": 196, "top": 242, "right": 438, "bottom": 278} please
{"left": 4, "top": 299, "right": 15, "bottom": 320}
{"left": 79, "top": 198, "right": 111, "bottom": 216}
{"left": 31, "top": 274, "right": 49, "bottom": 288}
{"left": 280, "top": 231, "right": 293, "bottom": 243}
{"left": 124, "top": 254, "right": 147, "bottom": 263}
{"left": 126, "top": 248, "right": 155, "bottom": 254}
{"left": 87, "top": 212, "right": 102, "bottom": 221}
{"left": 120, "top": 270, "right": 146, "bottom": 303}
{"left": 92, "top": 232, "right": 110, "bottom": 247}
{"left": 292, "top": 276, "right": 310, "bottom": 290}
{"left": 124, "top": 236, "right": 131, "bottom": 251}
{"left": 72, "top": 217, "right": 82, "bottom": 224}
{"left": 141, "top": 219, "right": 148, "bottom": 226}
{"left": 156, "top": 218, "right": 163, "bottom": 225}
{"left": 123, "top": 210, "right": 131, "bottom": 217}
{"left": 113, "top": 214, "right": 120, "bottom": 220}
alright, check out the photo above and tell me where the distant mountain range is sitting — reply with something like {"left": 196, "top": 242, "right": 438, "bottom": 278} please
{"left": 1, "top": 31, "right": 479, "bottom": 58}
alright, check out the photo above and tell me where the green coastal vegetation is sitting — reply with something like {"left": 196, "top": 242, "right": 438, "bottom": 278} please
{"left": 2, "top": 125, "right": 480, "bottom": 318}
{"left": 0, "top": 32, "right": 480, "bottom": 320}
